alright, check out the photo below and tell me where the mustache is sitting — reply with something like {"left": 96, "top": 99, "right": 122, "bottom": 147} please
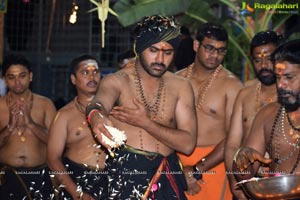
{"left": 150, "top": 63, "right": 166, "bottom": 68}
{"left": 278, "top": 89, "right": 296, "bottom": 97}
{"left": 87, "top": 80, "right": 98, "bottom": 85}
{"left": 258, "top": 68, "right": 274, "bottom": 76}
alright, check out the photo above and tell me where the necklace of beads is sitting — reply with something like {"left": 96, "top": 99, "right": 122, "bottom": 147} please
{"left": 134, "top": 65, "right": 165, "bottom": 120}
{"left": 184, "top": 63, "right": 194, "bottom": 79}
{"left": 6, "top": 91, "right": 33, "bottom": 142}
{"left": 74, "top": 96, "right": 86, "bottom": 114}
{"left": 287, "top": 112, "right": 300, "bottom": 132}
{"left": 134, "top": 65, "right": 166, "bottom": 158}
{"left": 269, "top": 106, "right": 300, "bottom": 173}
{"left": 255, "top": 82, "right": 262, "bottom": 112}
{"left": 139, "top": 130, "right": 160, "bottom": 160}
{"left": 184, "top": 63, "right": 222, "bottom": 111}
{"left": 255, "top": 82, "right": 275, "bottom": 112}
{"left": 74, "top": 96, "right": 89, "bottom": 126}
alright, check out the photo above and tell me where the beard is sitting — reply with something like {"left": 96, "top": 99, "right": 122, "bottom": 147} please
{"left": 139, "top": 55, "right": 168, "bottom": 78}
{"left": 255, "top": 68, "right": 276, "bottom": 86}
{"left": 278, "top": 88, "right": 300, "bottom": 112}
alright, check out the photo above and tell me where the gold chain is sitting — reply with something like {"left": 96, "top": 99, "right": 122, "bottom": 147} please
{"left": 184, "top": 63, "right": 223, "bottom": 111}
{"left": 196, "top": 65, "right": 222, "bottom": 111}
{"left": 74, "top": 96, "right": 86, "bottom": 114}
{"left": 255, "top": 82, "right": 275, "bottom": 113}
{"left": 184, "top": 63, "right": 194, "bottom": 79}
{"left": 255, "top": 82, "right": 262, "bottom": 112}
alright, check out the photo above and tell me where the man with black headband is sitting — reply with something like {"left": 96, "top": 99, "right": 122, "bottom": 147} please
{"left": 234, "top": 39, "right": 300, "bottom": 194}
{"left": 176, "top": 22, "right": 243, "bottom": 200}
{"left": 86, "top": 15, "right": 197, "bottom": 199}
{"left": 225, "top": 31, "right": 284, "bottom": 199}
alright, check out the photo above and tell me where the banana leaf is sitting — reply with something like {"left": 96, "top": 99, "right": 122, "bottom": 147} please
{"left": 113, "top": 0, "right": 192, "bottom": 27}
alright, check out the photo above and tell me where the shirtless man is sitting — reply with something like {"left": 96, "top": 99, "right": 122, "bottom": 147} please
{"left": 234, "top": 39, "right": 300, "bottom": 185}
{"left": 47, "top": 55, "right": 107, "bottom": 200}
{"left": 176, "top": 22, "right": 243, "bottom": 200}
{"left": 0, "top": 54, "right": 57, "bottom": 199}
{"left": 225, "top": 31, "right": 283, "bottom": 199}
{"left": 86, "top": 15, "right": 197, "bottom": 199}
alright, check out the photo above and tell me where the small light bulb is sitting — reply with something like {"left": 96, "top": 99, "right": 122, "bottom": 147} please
{"left": 69, "top": 13, "right": 77, "bottom": 24}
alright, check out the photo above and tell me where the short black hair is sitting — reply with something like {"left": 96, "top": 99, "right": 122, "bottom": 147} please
{"left": 70, "top": 54, "right": 100, "bottom": 76}
{"left": 272, "top": 39, "right": 300, "bottom": 65}
{"left": 117, "top": 49, "right": 135, "bottom": 63}
{"left": 196, "top": 22, "right": 228, "bottom": 43}
{"left": 250, "top": 31, "right": 284, "bottom": 56}
{"left": 180, "top": 26, "right": 190, "bottom": 36}
{"left": 2, "top": 54, "right": 32, "bottom": 76}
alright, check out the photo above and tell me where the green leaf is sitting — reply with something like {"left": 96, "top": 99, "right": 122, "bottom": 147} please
{"left": 185, "top": 0, "right": 215, "bottom": 23}
{"left": 113, "top": 0, "right": 192, "bottom": 26}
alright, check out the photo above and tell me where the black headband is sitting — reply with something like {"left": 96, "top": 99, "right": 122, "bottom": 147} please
{"left": 133, "top": 15, "right": 181, "bottom": 54}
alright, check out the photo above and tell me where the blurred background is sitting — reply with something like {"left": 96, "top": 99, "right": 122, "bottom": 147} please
{"left": 0, "top": 0, "right": 299, "bottom": 106}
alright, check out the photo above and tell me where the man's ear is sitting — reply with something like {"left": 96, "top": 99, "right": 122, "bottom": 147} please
{"left": 70, "top": 74, "right": 76, "bottom": 85}
{"left": 29, "top": 72, "right": 33, "bottom": 82}
{"left": 193, "top": 40, "right": 200, "bottom": 52}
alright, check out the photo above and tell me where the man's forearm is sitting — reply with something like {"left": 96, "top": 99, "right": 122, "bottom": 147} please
{"left": 194, "top": 139, "right": 225, "bottom": 172}
{"left": 0, "top": 125, "right": 13, "bottom": 148}
{"left": 27, "top": 122, "right": 48, "bottom": 143}
{"left": 143, "top": 121, "right": 196, "bottom": 155}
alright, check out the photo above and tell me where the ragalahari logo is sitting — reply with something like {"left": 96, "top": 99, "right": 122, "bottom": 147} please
{"left": 240, "top": 1, "right": 254, "bottom": 15}
{"left": 240, "top": 1, "right": 299, "bottom": 15}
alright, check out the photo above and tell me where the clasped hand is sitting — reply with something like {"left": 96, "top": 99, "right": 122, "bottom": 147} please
{"left": 8, "top": 100, "right": 33, "bottom": 131}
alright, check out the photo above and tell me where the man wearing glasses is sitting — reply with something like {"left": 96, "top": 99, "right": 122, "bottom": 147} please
{"left": 177, "top": 22, "right": 243, "bottom": 200}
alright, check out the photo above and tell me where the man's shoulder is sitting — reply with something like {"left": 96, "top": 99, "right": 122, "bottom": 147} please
{"left": 235, "top": 84, "right": 257, "bottom": 104}
{"left": 258, "top": 102, "right": 280, "bottom": 117}
{"left": 240, "top": 83, "right": 257, "bottom": 95}
{"left": 244, "top": 78, "right": 259, "bottom": 87}
{"left": 166, "top": 71, "right": 190, "bottom": 85}
{"left": 104, "top": 68, "right": 132, "bottom": 83}
{"left": 33, "top": 93, "right": 54, "bottom": 104}
{"left": 32, "top": 93, "right": 56, "bottom": 111}
{"left": 218, "top": 68, "right": 243, "bottom": 88}
{"left": 175, "top": 67, "right": 188, "bottom": 77}
{"left": 56, "top": 102, "right": 76, "bottom": 118}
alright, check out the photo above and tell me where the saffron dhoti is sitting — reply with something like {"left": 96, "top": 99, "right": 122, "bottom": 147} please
{"left": 178, "top": 146, "right": 232, "bottom": 200}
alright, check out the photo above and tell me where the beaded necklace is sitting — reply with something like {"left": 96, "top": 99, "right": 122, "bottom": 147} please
{"left": 255, "top": 82, "right": 262, "bottom": 112}
{"left": 269, "top": 106, "right": 300, "bottom": 173}
{"left": 255, "top": 82, "right": 275, "bottom": 112}
{"left": 184, "top": 63, "right": 222, "bottom": 111}
{"left": 287, "top": 112, "right": 300, "bottom": 132}
{"left": 6, "top": 91, "right": 33, "bottom": 142}
{"left": 134, "top": 65, "right": 165, "bottom": 120}
{"left": 134, "top": 65, "right": 166, "bottom": 158}
{"left": 74, "top": 96, "right": 88, "bottom": 126}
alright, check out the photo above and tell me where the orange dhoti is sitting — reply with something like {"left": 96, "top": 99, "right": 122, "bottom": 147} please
{"left": 178, "top": 146, "right": 232, "bottom": 200}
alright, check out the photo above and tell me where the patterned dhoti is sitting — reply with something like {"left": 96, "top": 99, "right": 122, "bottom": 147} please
{"left": 106, "top": 145, "right": 187, "bottom": 200}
